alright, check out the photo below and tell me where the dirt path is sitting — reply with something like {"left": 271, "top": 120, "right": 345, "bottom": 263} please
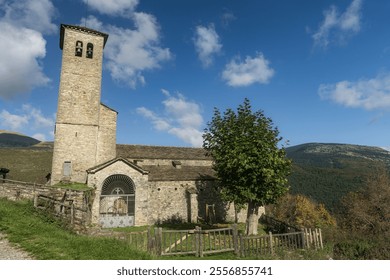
{"left": 0, "top": 233, "right": 34, "bottom": 260}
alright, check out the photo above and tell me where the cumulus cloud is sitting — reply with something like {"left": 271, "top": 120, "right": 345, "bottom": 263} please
{"left": 136, "top": 90, "right": 204, "bottom": 147}
{"left": 222, "top": 53, "right": 274, "bottom": 87}
{"left": 83, "top": 0, "right": 138, "bottom": 17}
{"left": 0, "top": 104, "right": 55, "bottom": 140}
{"left": 0, "top": 0, "right": 56, "bottom": 99}
{"left": 1, "top": 0, "right": 57, "bottom": 34}
{"left": 318, "top": 73, "right": 390, "bottom": 110}
{"left": 312, "top": 0, "right": 362, "bottom": 48}
{"left": 193, "top": 24, "right": 222, "bottom": 68}
{"left": 0, "top": 110, "right": 29, "bottom": 131}
{"left": 82, "top": 14, "right": 171, "bottom": 88}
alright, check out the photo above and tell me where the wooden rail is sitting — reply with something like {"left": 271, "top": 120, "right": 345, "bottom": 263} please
{"left": 147, "top": 225, "right": 323, "bottom": 257}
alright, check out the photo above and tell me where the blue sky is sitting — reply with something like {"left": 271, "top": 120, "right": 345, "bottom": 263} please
{"left": 1, "top": 0, "right": 390, "bottom": 149}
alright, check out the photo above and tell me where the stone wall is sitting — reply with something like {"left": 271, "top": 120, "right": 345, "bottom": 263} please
{"left": 0, "top": 181, "right": 91, "bottom": 231}
{"left": 51, "top": 26, "right": 109, "bottom": 185}
{"left": 96, "top": 104, "right": 117, "bottom": 164}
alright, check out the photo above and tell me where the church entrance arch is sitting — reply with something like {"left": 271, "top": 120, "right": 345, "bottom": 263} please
{"left": 99, "top": 174, "right": 135, "bottom": 228}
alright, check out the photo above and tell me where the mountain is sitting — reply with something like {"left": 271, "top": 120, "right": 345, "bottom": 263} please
{"left": 0, "top": 130, "right": 41, "bottom": 147}
{"left": 1, "top": 136, "right": 389, "bottom": 211}
{"left": 286, "top": 143, "right": 390, "bottom": 211}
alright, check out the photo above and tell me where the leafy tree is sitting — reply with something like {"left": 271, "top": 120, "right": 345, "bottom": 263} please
{"left": 339, "top": 168, "right": 390, "bottom": 236}
{"left": 203, "top": 98, "right": 291, "bottom": 235}
{"left": 267, "top": 193, "right": 337, "bottom": 229}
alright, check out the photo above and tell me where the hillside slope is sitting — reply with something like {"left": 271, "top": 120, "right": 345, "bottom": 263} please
{"left": 1, "top": 139, "right": 389, "bottom": 212}
{"left": 286, "top": 143, "right": 390, "bottom": 211}
{"left": 0, "top": 130, "right": 40, "bottom": 147}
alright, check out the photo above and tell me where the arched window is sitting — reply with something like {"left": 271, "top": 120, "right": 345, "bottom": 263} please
{"left": 75, "top": 41, "right": 83, "bottom": 57}
{"left": 101, "top": 174, "right": 135, "bottom": 195}
{"left": 86, "top": 43, "right": 93, "bottom": 59}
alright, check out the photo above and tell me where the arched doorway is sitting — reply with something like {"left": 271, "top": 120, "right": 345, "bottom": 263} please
{"left": 99, "top": 174, "right": 135, "bottom": 228}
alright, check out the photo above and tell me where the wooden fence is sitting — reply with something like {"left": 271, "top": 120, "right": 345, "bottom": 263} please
{"left": 117, "top": 225, "right": 323, "bottom": 258}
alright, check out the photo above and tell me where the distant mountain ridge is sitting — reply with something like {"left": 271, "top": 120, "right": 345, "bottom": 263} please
{"left": 0, "top": 130, "right": 41, "bottom": 147}
{"left": 1, "top": 131, "right": 389, "bottom": 211}
{"left": 286, "top": 142, "right": 390, "bottom": 166}
{"left": 286, "top": 143, "right": 390, "bottom": 211}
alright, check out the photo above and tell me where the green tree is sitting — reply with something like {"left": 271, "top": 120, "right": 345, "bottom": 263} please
{"left": 203, "top": 98, "right": 291, "bottom": 235}
{"left": 267, "top": 193, "right": 337, "bottom": 229}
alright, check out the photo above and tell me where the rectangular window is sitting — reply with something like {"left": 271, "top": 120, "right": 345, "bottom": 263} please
{"left": 63, "top": 161, "right": 72, "bottom": 177}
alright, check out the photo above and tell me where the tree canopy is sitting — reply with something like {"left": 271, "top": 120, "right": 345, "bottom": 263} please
{"left": 203, "top": 98, "right": 291, "bottom": 234}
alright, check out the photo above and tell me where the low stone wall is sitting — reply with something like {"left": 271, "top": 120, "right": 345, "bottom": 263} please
{"left": 0, "top": 180, "right": 92, "bottom": 232}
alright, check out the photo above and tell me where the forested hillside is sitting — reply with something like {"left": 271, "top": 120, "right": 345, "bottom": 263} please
{"left": 286, "top": 143, "right": 390, "bottom": 211}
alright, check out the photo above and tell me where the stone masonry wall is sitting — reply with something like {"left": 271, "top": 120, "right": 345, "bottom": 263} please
{"left": 96, "top": 104, "right": 117, "bottom": 164}
{"left": 51, "top": 26, "right": 107, "bottom": 185}
{"left": 0, "top": 181, "right": 91, "bottom": 231}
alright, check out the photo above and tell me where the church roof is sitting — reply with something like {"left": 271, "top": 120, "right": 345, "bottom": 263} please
{"left": 116, "top": 144, "right": 211, "bottom": 160}
{"left": 143, "top": 165, "right": 216, "bottom": 181}
{"left": 86, "top": 157, "right": 148, "bottom": 175}
{"left": 60, "top": 24, "right": 109, "bottom": 49}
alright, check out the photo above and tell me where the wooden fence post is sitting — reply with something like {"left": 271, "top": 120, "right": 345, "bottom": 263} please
{"left": 154, "top": 227, "right": 162, "bottom": 256}
{"left": 318, "top": 228, "right": 324, "bottom": 249}
{"left": 70, "top": 203, "right": 74, "bottom": 225}
{"left": 33, "top": 195, "right": 38, "bottom": 208}
{"left": 231, "top": 224, "right": 239, "bottom": 255}
{"left": 300, "top": 229, "right": 306, "bottom": 249}
{"left": 269, "top": 232, "right": 274, "bottom": 255}
{"left": 239, "top": 234, "right": 245, "bottom": 257}
{"left": 195, "top": 226, "right": 203, "bottom": 258}
{"left": 147, "top": 227, "right": 154, "bottom": 253}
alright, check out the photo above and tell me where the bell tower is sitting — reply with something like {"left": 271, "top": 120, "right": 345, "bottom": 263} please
{"left": 51, "top": 24, "right": 116, "bottom": 185}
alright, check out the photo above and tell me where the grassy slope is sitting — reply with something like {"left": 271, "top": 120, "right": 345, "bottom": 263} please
{"left": 0, "top": 198, "right": 151, "bottom": 260}
{"left": 0, "top": 147, "right": 52, "bottom": 184}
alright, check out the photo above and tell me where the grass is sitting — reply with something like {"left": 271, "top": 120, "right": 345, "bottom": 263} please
{"left": 0, "top": 198, "right": 333, "bottom": 260}
{"left": 52, "top": 182, "right": 92, "bottom": 191}
{"left": 0, "top": 198, "right": 152, "bottom": 260}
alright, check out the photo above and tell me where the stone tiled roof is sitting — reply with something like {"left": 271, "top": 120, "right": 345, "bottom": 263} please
{"left": 86, "top": 157, "right": 148, "bottom": 175}
{"left": 143, "top": 165, "right": 216, "bottom": 181}
{"left": 60, "top": 24, "right": 109, "bottom": 49}
{"left": 116, "top": 144, "right": 210, "bottom": 160}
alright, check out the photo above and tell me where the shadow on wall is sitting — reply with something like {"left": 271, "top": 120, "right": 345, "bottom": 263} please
{"left": 196, "top": 178, "right": 229, "bottom": 223}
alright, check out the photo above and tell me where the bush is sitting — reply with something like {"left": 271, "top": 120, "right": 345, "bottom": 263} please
{"left": 333, "top": 237, "right": 390, "bottom": 260}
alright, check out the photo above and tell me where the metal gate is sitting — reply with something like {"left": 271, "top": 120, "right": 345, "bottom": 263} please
{"left": 99, "top": 174, "right": 135, "bottom": 228}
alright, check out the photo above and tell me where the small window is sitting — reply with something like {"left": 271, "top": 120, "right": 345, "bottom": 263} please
{"left": 75, "top": 41, "right": 83, "bottom": 57}
{"left": 63, "top": 161, "right": 72, "bottom": 177}
{"left": 86, "top": 43, "right": 93, "bottom": 59}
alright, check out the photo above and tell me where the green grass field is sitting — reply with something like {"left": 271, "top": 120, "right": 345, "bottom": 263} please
{"left": 0, "top": 198, "right": 332, "bottom": 260}
{"left": 0, "top": 198, "right": 151, "bottom": 260}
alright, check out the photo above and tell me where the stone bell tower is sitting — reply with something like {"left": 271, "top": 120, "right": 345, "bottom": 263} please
{"left": 51, "top": 24, "right": 117, "bottom": 185}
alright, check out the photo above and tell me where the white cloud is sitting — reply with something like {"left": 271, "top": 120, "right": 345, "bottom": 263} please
{"left": 0, "top": 104, "right": 55, "bottom": 140}
{"left": 0, "top": 110, "right": 29, "bottom": 131}
{"left": 83, "top": 0, "right": 138, "bottom": 17}
{"left": 194, "top": 24, "right": 222, "bottom": 68}
{"left": 222, "top": 53, "right": 274, "bottom": 87}
{"left": 0, "top": 0, "right": 56, "bottom": 99}
{"left": 318, "top": 73, "right": 390, "bottom": 110}
{"left": 32, "top": 133, "right": 46, "bottom": 142}
{"left": 83, "top": 14, "right": 171, "bottom": 88}
{"left": 1, "top": 0, "right": 57, "bottom": 34}
{"left": 312, "top": 0, "right": 362, "bottom": 48}
{"left": 136, "top": 90, "right": 204, "bottom": 147}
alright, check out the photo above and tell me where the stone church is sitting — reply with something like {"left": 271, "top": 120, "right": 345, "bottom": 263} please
{"left": 51, "top": 24, "right": 258, "bottom": 228}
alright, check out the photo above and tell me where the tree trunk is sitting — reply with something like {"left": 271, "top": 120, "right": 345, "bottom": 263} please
{"left": 246, "top": 201, "right": 260, "bottom": 235}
